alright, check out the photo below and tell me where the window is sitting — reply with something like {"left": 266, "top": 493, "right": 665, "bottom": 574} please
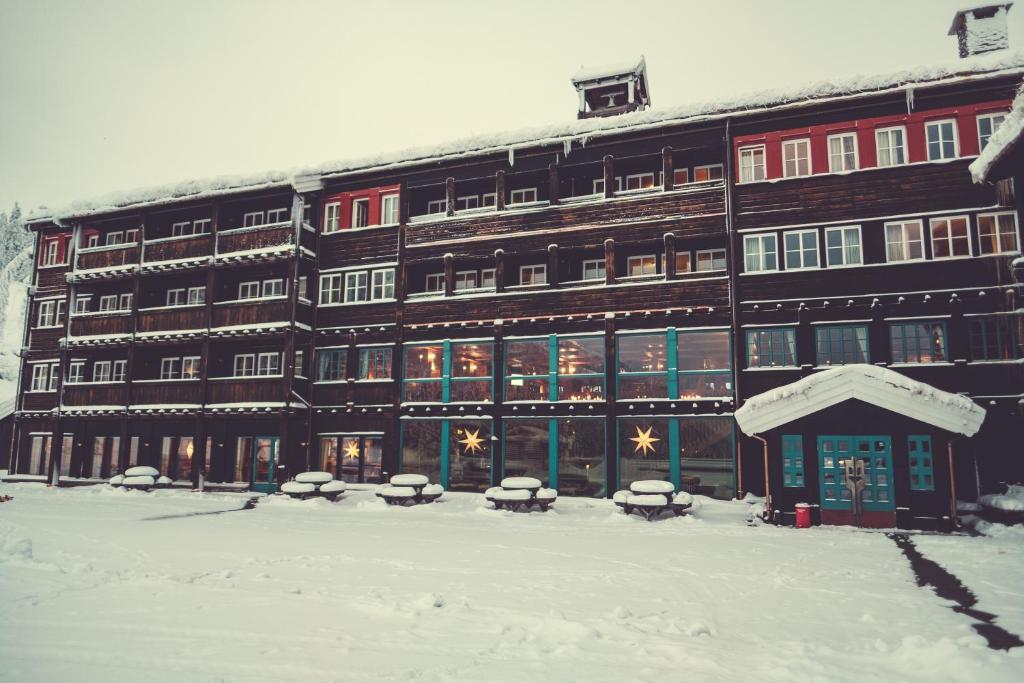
{"left": 371, "top": 269, "right": 394, "bottom": 300}
{"left": 556, "top": 336, "right": 605, "bottom": 401}
{"left": 677, "top": 330, "right": 732, "bottom": 398}
{"left": 509, "top": 188, "right": 538, "bottom": 204}
{"left": 673, "top": 168, "right": 689, "bottom": 185}
{"left": 403, "top": 344, "right": 444, "bottom": 401}
{"left": 425, "top": 273, "right": 444, "bottom": 293}
{"left": 929, "top": 216, "right": 971, "bottom": 258}
{"left": 618, "top": 333, "right": 668, "bottom": 399}
{"left": 344, "top": 271, "right": 368, "bottom": 302}
{"left": 505, "top": 338, "right": 550, "bottom": 401}
{"left": 187, "top": 286, "right": 205, "bottom": 305}
{"left": 815, "top": 325, "right": 869, "bottom": 365}
{"left": 890, "top": 321, "right": 947, "bottom": 363}
{"left": 738, "top": 145, "right": 765, "bottom": 183}
{"left": 257, "top": 352, "right": 280, "bottom": 376}
{"left": 693, "top": 164, "right": 723, "bottom": 182}
{"left": 782, "top": 435, "right": 804, "bottom": 487}
{"left": 86, "top": 234, "right": 99, "bottom": 248}
{"left": 593, "top": 177, "right": 623, "bottom": 194}
{"left": 160, "top": 357, "right": 180, "bottom": 379}
{"left": 111, "top": 360, "right": 126, "bottom": 382}
{"left": 125, "top": 229, "right": 139, "bottom": 243}
{"left": 782, "top": 138, "right": 811, "bottom": 178}
{"left": 875, "top": 127, "right": 907, "bottom": 167}
{"left": 624, "top": 173, "right": 655, "bottom": 191}
{"left": 426, "top": 199, "right": 446, "bottom": 214}
{"left": 119, "top": 293, "right": 132, "bottom": 311}
{"left": 98, "top": 295, "right": 118, "bottom": 312}
{"left": 696, "top": 249, "right": 727, "bottom": 272}
{"left": 456, "top": 195, "right": 479, "bottom": 211}
{"left": 449, "top": 342, "right": 493, "bottom": 402}
{"left": 358, "top": 347, "right": 392, "bottom": 379}
{"left": 885, "top": 221, "right": 924, "bottom": 262}
{"left": 351, "top": 198, "right": 369, "bottom": 228}
{"left": 323, "top": 203, "right": 340, "bottom": 233}
{"left": 67, "top": 362, "right": 84, "bottom": 384}
{"left": 233, "top": 354, "right": 255, "bottom": 377}
{"left": 43, "top": 239, "right": 60, "bottom": 266}
{"left": 481, "top": 193, "right": 497, "bottom": 207}
{"left": 105, "top": 232, "right": 125, "bottom": 246}
{"left": 242, "top": 211, "right": 264, "bottom": 227}
{"left": 824, "top": 226, "right": 862, "bottom": 266}
{"left": 294, "top": 350, "right": 305, "bottom": 377}
{"left": 193, "top": 219, "right": 211, "bottom": 234}
{"left": 627, "top": 255, "right": 657, "bottom": 277}
{"left": 381, "top": 194, "right": 399, "bottom": 225}
{"left": 977, "top": 212, "right": 1019, "bottom": 255}
{"left": 171, "top": 222, "right": 191, "bottom": 237}
{"left": 519, "top": 264, "right": 546, "bottom": 285}
{"left": 925, "top": 120, "right": 958, "bottom": 160}
{"left": 481, "top": 268, "right": 496, "bottom": 289}
{"left": 970, "top": 316, "right": 1021, "bottom": 361}
{"left": 262, "top": 279, "right": 284, "bottom": 297}
{"left": 582, "top": 259, "right": 605, "bottom": 281}
{"left": 316, "top": 349, "right": 347, "bottom": 381}
{"left": 454, "top": 270, "right": 478, "bottom": 291}
{"left": 30, "top": 364, "right": 49, "bottom": 391}
{"left": 827, "top": 133, "right": 858, "bottom": 172}
{"left": 745, "top": 328, "right": 797, "bottom": 367}
{"left": 166, "top": 289, "right": 185, "bottom": 306}
{"left": 238, "top": 281, "right": 260, "bottom": 300}
{"left": 977, "top": 113, "right": 1006, "bottom": 151}
{"left": 783, "top": 229, "right": 819, "bottom": 270}
{"left": 182, "top": 356, "right": 201, "bottom": 379}
{"left": 298, "top": 276, "right": 308, "bottom": 300}
{"left": 93, "top": 361, "right": 112, "bottom": 382}
{"left": 319, "top": 273, "right": 342, "bottom": 304}
{"left": 744, "top": 234, "right": 778, "bottom": 272}
{"left": 908, "top": 436, "right": 934, "bottom": 491}
{"left": 672, "top": 251, "right": 692, "bottom": 273}
{"left": 266, "top": 208, "right": 288, "bottom": 223}
{"left": 73, "top": 296, "right": 90, "bottom": 314}
{"left": 37, "top": 300, "right": 58, "bottom": 327}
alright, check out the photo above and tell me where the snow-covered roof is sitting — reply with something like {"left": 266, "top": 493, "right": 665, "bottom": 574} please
{"left": 949, "top": 3, "right": 1014, "bottom": 34}
{"left": 0, "top": 393, "right": 15, "bottom": 420}
{"left": 29, "top": 48, "right": 1024, "bottom": 223}
{"left": 734, "top": 364, "right": 986, "bottom": 437}
{"left": 571, "top": 57, "right": 646, "bottom": 84}
{"left": 970, "top": 82, "right": 1024, "bottom": 181}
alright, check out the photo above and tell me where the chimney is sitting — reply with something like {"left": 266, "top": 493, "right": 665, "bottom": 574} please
{"left": 948, "top": 3, "right": 1013, "bottom": 58}
{"left": 570, "top": 57, "right": 650, "bottom": 119}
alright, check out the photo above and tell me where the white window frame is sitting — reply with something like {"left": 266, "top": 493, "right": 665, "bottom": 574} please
{"left": 519, "top": 264, "right": 547, "bottom": 286}
{"left": 30, "top": 364, "right": 50, "bottom": 392}
{"left": 738, "top": 145, "right": 766, "bottom": 183}
{"left": 381, "top": 194, "right": 400, "bottom": 225}
{"left": 481, "top": 193, "right": 497, "bottom": 208}
{"left": 319, "top": 273, "right": 342, "bottom": 304}
{"left": 323, "top": 202, "right": 341, "bottom": 233}
{"left": 86, "top": 234, "right": 99, "bottom": 248}
{"left": 929, "top": 215, "right": 972, "bottom": 259}
{"left": 783, "top": 229, "right": 820, "bottom": 270}
{"left": 884, "top": 220, "right": 926, "bottom": 263}
{"left": 67, "top": 361, "right": 84, "bottom": 384}
{"left": 98, "top": 295, "right": 118, "bottom": 312}
{"left": 509, "top": 188, "right": 538, "bottom": 205}
{"left": 824, "top": 225, "right": 863, "bottom": 268}
{"left": 111, "top": 360, "right": 126, "bottom": 382}
{"left": 37, "top": 300, "right": 57, "bottom": 327}
{"left": 118, "top": 293, "right": 132, "bottom": 310}
{"left": 160, "top": 357, "right": 181, "bottom": 380}
{"left": 261, "top": 279, "right": 284, "bottom": 298}
{"left": 187, "top": 286, "right": 205, "bottom": 305}
{"left": 93, "top": 361, "right": 112, "bottom": 383}
{"left": 238, "top": 281, "right": 261, "bottom": 300}
{"left": 976, "top": 211, "right": 1020, "bottom": 255}
{"left": 105, "top": 231, "right": 125, "bottom": 246}
{"left": 695, "top": 249, "right": 727, "bottom": 272}
{"left": 743, "top": 233, "right": 778, "bottom": 273}
{"left": 233, "top": 354, "right": 255, "bottom": 377}
{"left": 781, "top": 138, "right": 812, "bottom": 178}
{"left": 623, "top": 173, "right": 656, "bottom": 191}
{"left": 344, "top": 271, "right": 369, "bottom": 303}
{"left": 171, "top": 221, "right": 191, "bottom": 237}
{"left": 672, "top": 168, "right": 689, "bottom": 186}
{"left": 582, "top": 259, "right": 605, "bottom": 281}
{"left": 480, "top": 268, "right": 496, "bottom": 288}
{"left": 827, "top": 132, "right": 859, "bottom": 172}
{"left": 592, "top": 177, "right": 623, "bottom": 195}
{"left": 626, "top": 254, "right": 658, "bottom": 277}
{"left": 257, "top": 352, "right": 280, "bottom": 376}
{"left": 456, "top": 195, "right": 480, "bottom": 212}
{"left": 266, "top": 208, "right": 288, "bottom": 224}
{"left": 371, "top": 268, "right": 395, "bottom": 300}
{"left": 426, "top": 199, "right": 447, "bottom": 215}
{"left": 242, "top": 211, "right": 265, "bottom": 228}
{"left": 351, "top": 198, "right": 370, "bottom": 228}
{"left": 425, "top": 273, "right": 444, "bottom": 292}
{"left": 125, "top": 229, "right": 139, "bottom": 243}
{"left": 454, "top": 270, "right": 478, "bottom": 291}
{"left": 977, "top": 112, "right": 1007, "bottom": 152}
{"left": 193, "top": 219, "right": 211, "bottom": 234}
{"left": 875, "top": 126, "right": 907, "bottom": 167}
{"left": 43, "top": 240, "right": 60, "bottom": 266}
{"left": 693, "top": 164, "right": 723, "bottom": 183}
{"left": 166, "top": 289, "right": 186, "bottom": 306}
{"left": 73, "top": 295, "right": 91, "bottom": 314}
{"left": 182, "top": 356, "right": 201, "bottom": 379}
{"left": 925, "top": 119, "right": 959, "bottom": 161}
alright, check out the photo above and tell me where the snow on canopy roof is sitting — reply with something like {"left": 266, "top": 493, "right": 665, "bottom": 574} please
{"left": 571, "top": 56, "right": 646, "bottom": 84}
{"left": 734, "top": 364, "right": 986, "bottom": 437}
{"left": 30, "top": 48, "right": 1024, "bottom": 223}
{"left": 970, "top": 82, "right": 1024, "bottom": 181}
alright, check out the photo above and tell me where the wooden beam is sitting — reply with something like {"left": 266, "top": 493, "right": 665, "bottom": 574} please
{"left": 547, "top": 244, "right": 559, "bottom": 287}
{"left": 548, "top": 162, "right": 560, "bottom": 205}
{"left": 495, "top": 171, "right": 506, "bottom": 211}
{"left": 663, "top": 232, "right": 677, "bottom": 280}
{"left": 602, "top": 155, "right": 615, "bottom": 199}
{"left": 443, "top": 253, "right": 454, "bottom": 297}
{"left": 604, "top": 238, "right": 615, "bottom": 285}
{"left": 662, "top": 146, "right": 674, "bottom": 191}
{"left": 445, "top": 177, "right": 456, "bottom": 217}
{"left": 494, "top": 249, "right": 505, "bottom": 294}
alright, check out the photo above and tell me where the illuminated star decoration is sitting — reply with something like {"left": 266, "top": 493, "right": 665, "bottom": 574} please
{"left": 344, "top": 441, "right": 360, "bottom": 459}
{"left": 458, "top": 428, "right": 485, "bottom": 455}
{"left": 630, "top": 425, "right": 660, "bottom": 456}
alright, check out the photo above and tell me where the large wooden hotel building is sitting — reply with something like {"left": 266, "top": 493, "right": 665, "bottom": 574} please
{"left": 8, "top": 5, "right": 1024, "bottom": 528}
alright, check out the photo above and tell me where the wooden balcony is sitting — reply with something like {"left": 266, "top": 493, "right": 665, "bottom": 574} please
{"left": 70, "top": 313, "right": 132, "bottom": 338}
{"left": 142, "top": 234, "right": 214, "bottom": 264}
{"left": 62, "top": 383, "right": 128, "bottom": 407}
{"left": 211, "top": 298, "right": 289, "bottom": 329}
{"left": 216, "top": 223, "right": 294, "bottom": 256}
{"left": 36, "top": 266, "right": 69, "bottom": 289}
{"left": 136, "top": 306, "right": 207, "bottom": 334}
{"left": 207, "top": 377, "right": 284, "bottom": 404}
{"left": 76, "top": 244, "right": 140, "bottom": 271}
{"left": 131, "top": 379, "right": 203, "bottom": 406}
{"left": 21, "top": 392, "right": 57, "bottom": 412}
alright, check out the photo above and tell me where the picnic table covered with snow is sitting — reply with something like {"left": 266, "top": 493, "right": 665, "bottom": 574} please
{"left": 613, "top": 480, "right": 694, "bottom": 521}
{"left": 485, "top": 477, "right": 557, "bottom": 512}
{"left": 281, "top": 472, "right": 347, "bottom": 500}
{"left": 376, "top": 474, "right": 444, "bottom": 505}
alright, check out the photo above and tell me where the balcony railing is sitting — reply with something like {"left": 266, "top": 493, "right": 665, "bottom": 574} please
{"left": 136, "top": 305, "right": 207, "bottom": 334}
{"left": 62, "top": 383, "right": 128, "bottom": 407}
{"left": 211, "top": 298, "right": 289, "bottom": 329}
{"left": 69, "top": 313, "right": 132, "bottom": 338}
{"left": 142, "top": 233, "right": 214, "bottom": 263}
{"left": 216, "top": 222, "right": 294, "bottom": 256}
{"left": 207, "top": 376, "right": 284, "bottom": 404}
{"left": 131, "top": 379, "right": 203, "bottom": 406}
{"left": 76, "top": 243, "right": 140, "bottom": 271}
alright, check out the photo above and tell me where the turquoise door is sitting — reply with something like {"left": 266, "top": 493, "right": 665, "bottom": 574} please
{"left": 250, "top": 436, "right": 278, "bottom": 493}
{"left": 817, "top": 436, "right": 894, "bottom": 512}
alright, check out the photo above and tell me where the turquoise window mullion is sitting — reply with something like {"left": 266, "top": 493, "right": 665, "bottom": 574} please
{"left": 668, "top": 418, "right": 681, "bottom": 489}
{"left": 667, "top": 328, "right": 679, "bottom": 399}
{"left": 548, "top": 334, "right": 558, "bottom": 401}
{"left": 441, "top": 340, "right": 452, "bottom": 403}
{"left": 548, "top": 418, "right": 558, "bottom": 489}
{"left": 439, "top": 420, "right": 450, "bottom": 488}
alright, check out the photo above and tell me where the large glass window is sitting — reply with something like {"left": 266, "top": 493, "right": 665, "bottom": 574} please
{"left": 815, "top": 325, "right": 869, "bottom": 365}
{"left": 403, "top": 344, "right": 444, "bottom": 401}
{"left": 506, "top": 336, "right": 604, "bottom": 401}
{"left": 679, "top": 418, "right": 734, "bottom": 499}
{"left": 676, "top": 330, "right": 732, "bottom": 398}
{"left": 505, "top": 338, "right": 550, "bottom": 401}
{"left": 556, "top": 337, "right": 605, "bottom": 401}
{"left": 504, "top": 419, "right": 552, "bottom": 485}
{"left": 448, "top": 421, "right": 492, "bottom": 493}
{"left": 890, "top": 321, "right": 947, "bottom": 363}
{"left": 969, "top": 316, "right": 1021, "bottom": 361}
{"left": 400, "top": 420, "right": 443, "bottom": 483}
{"left": 358, "top": 347, "right": 392, "bottom": 379}
{"left": 618, "top": 418, "right": 671, "bottom": 488}
{"left": 450, "top": 342, "right": 492, "bottom": 402}
{"left": 745, "top": 328, "right": 797, "bottom": 367}
{"left": 316, "top": 349, "right": 347, "bottom": 381}
{"left": 617, "top": 333, "right": 668, "bottom": 399}
{"left": 556, "top": 418, "right": 606, "bottom": 498}
{"left": 319, "top": 436, "right": 338, "bottom": 473}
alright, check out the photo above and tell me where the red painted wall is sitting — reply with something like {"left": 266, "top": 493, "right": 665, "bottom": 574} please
{"left": 321, "top": 184, "right": 401, "bottom": 230}
{"left": 733, "top": 99, "right": 1012, "bottom": 181}
{"left": 38, "top": 232, "right": 71, "bottom": 266}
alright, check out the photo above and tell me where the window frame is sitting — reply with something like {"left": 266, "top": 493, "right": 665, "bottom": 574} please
{"left": 370, "top": 268, "right": 395, "bottom": 300}
{"left": 782, "top": 435, "right": 805, "bottom": 487}
{"left": 424, "top": 272, "right": 445, "bottom": 293}
{"left": 814, "top": 324, "right": 870, "bottom": 366}
{"left": 242, "top": 211, "right": 265, "bottom": 228}
{"left": 781, "top": 138, "right": 812, "bottom": 178}
{"left": 889, "top": 320, "right": 948, "bottom": 364}
{"left": 884, "top": 220, "right": 926, "bottom": 263}
{"left": 519, "top": 264, "right": 547, "bottom": 286}
{"left": 969, "top": 315, "right": 1021, "bottom": 361}
{"left": 323, "top": 202, "right": 341, "bottom": 233}
{"left": 693, "top": 164, "right": 723, "bottom": 183}
{"left": 319, "top": 273, "right": 342, "bottom": 304}
{"left": 623, "top": 172, "right": 656, "bottom": 191}
{"left": 738, "top": 145, "right": 766, "bottom": 183}
{"left": 98, "top": 295, "right": 118, "bottom": 312}
{"left": 256, "top": 352, "right": 281, "bottom": 376}
{"left": 823, "top": 225, "right": 863, "bottom": 268}
{"left": 827, "top": 132, "right": 859, "bottom": 173}
{"left": 30, "top": 364, "right": 50, "bottom": 392}
{"left": 582, "top": 259, "right": 606, "bottom": 281}
{"left": 454, "top": 270, "right": 478, "bottom": 291}
{"left": 182, "top": 356, "right": 201, "bottom": 379}
{"left": 745, "top": 327, "right": 798, "bottom": 368}
{"left": 875, "top": 126, "right": 908, "bottom": 167}
{"left": 238, "top": 281, "right": 261, "bottom": 300}
{"left": 509, "top": 187, "right": 538, "bottom": 205}
{"left": 626, "top": 254, "right": 658, "bottom": 277}
{"left": 315, "top": 348, "right": 348, "bottom": 382}
{"left": 261, "top": 278, "right": 284, "bottom": 298}
{"left": 380, "top": 194, "right": 400, "bottom": 225}
{"left": 782, "top": 229, "right": 820, "bottom": 271}
{"left": 92, "top": 360, "right": 112, "bottom": 382}
{"left": 976, "top": 211, "right": 1020, "bottom": 255}
{"left": 908, "top": 435, "right": 935, "bottom": 491}
{"left": 358, "top": 347, "right": 393, "bottom": 380}
{"left": 743, "top": 233, "right": 779, "bottom": 273}
{"left": 160, "top": 357, "right": 181, "bottom": 380}
{"left": 695, "top": 249, "right": 727, "bottom": 272}
{"left": 976, "top": 112, "right": 1006, "bottom": 152}
{"left": 928, "top": 215, "right": 972, "bottom": 259}
{"left": 36, "top": 300, "right": 57, "bottom": 327}
{"left": 925, "top": 119, "right": 959, "bottom": 161}
{"left": 166, "top": 288, "right": 186, "bottom": 306}
{"left": 343, "top": 271, "right": 369, "bottom": 303}
{"left": 351, "top": 198, "right": 370, "bottom": 228}
{"left": 266, "top": 207, "right": 288, "bottom": 224}
{"left": 187, "top": 286, "right": 205, "bottom": 305}
{"left": 233, "top": 354, "right": 255, "bottom": 377}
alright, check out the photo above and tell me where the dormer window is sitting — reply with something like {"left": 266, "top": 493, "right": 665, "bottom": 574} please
{"left": 571, "top": 57, "right": 650, "bottom": 119}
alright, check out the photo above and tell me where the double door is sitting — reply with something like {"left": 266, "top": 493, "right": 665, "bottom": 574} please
{"left": 817, "top": 435, "right": 894, "bottom": 512}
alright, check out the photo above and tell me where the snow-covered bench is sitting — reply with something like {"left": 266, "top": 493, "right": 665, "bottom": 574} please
{"left": 111, "top": 467, "right": 172, "bottom": 492}
{"left": 613, "top": 480, "right": 693, "bottom": 521}
{"left": 485, "top": 476, "right": 557, "bottom": 512}
{"left": 978, "top": 484, "right": 1024, "bottom": 525}
{"left": 376, "top": 474, "right": 444, "bottom": 505}
{"left": 281, "top": 472, "right": 347, "bottom": 500}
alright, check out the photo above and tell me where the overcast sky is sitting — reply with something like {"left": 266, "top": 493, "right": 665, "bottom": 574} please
{"left": 1, "top": 0, "right": 1022, "bottom": 215}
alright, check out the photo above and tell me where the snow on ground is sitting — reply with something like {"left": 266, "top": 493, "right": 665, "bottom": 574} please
{"left": 0, "top": 484, "right": 1021, "bottom": 682}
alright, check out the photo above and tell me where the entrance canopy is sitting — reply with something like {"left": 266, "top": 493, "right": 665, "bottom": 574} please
{"left": 735, "top": 364, "right": 986, "bottom": 437}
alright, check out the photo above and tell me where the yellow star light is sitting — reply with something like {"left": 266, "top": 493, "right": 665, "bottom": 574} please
{"left": 458, "top": 428, "right": 485, "bottom": 455}
{"left": 630, "top": 425, "right": 660, "bottom": 456}
{"left": 344, "top": 441, "right": 360, "bottom": 459}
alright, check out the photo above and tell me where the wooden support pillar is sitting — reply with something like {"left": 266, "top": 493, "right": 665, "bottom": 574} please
{"left": 493, "top": 249, "right": 505, "bottom": 294}
{"left": 495, "top": 171, "right": 506, "bottom": 211}
{"left": 547, "top": 244, "right": 559, "bottom": 288}
{"left": 603, "top": 314, "right": 617, "bottom": 497}
{"left": 491, "top": 320, "right": 505, "bottom": 486}
{"left": 662, "top": 146, "right": 674, "bottom": 191}
{"left": 663, "top": 232, "right": 677, "bottom": 280}
{"left": 193, "top": 416, "right": 207, "bottom": 489}
{"left": 443, "top": 253, "right": 455, "bottom": 297}
{"left": 445, "top": 177, "right": 456, "bottom": 217}
{"left": 604, "top": 238, "right": 616, "bottom": 285}
{"left": 602, "top": 155, "right": 615, "bottom": 198}
{"left": 548, "top": 162, "right": 560, "bottom": 205}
